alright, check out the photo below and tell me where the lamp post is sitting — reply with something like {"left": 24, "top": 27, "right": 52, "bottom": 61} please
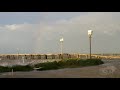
{"left": 88, "top": 30, "right": 93, "bottom": 59}
{"left": 60, "top": 37, "right": 64, "bottom": 59}
{"left": 17, "top": 48, "right": 19, "bottom": 60}
{"left": 22, "top": 56, "right": 25, "bottom": 64}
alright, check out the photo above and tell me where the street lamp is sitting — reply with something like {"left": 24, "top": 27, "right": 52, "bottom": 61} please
{"left": 22, "top": 56, "right": 25, "bottom": 64}
{"left": 17, "top": 48, "right": 19, "bottom": 60}
{"left": 60, "top": 37, "right": 64, "bottom": 59}
{"left": 88, "top": 30, "right": 93, "bottom": 59}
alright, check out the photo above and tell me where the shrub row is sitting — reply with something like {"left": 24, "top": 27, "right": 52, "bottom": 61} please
{"left": 34, "top": 59, "right": 104, "bottom": 71}
{"left": 0, "top": 59, "right": 104, "bottom": 73}
{"left": 0, "top": 65, "right": 33, "bottom": 73}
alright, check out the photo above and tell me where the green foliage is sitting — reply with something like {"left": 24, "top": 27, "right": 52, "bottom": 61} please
{"left": 34, "top": 61, "right": 60, "bottom": 70}
{"left": 0, "top": 65, "right": 33, "bottom": 73}
{"left": 12, "top": 65, "right": 33, "bottom": 72}
{"left": 0, "top": 66, "right": 11, "bottom": 72}
{"left": 0, "top": 59, "right": 104, "bottom": 72}
{"left": 34, "top": 59, "right": 104, "bottom": 71}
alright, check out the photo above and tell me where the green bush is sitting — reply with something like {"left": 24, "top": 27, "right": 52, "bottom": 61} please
{"left": 0, "top": 59, "right": 104, "bottom": 72}
{"left": 0, "top": 66, "right": 11, "bottom": 73}
{"left": 34, "top": 59, "right": 104, "bottom": 71}
{"left": 12, "top": 65, "right": 33, "bottom": 72}
{"left": 34, "top": 61, "right": 60, "bottom": 70}
{"left": 0, "top": 65, "right": 33, "bottom": 73}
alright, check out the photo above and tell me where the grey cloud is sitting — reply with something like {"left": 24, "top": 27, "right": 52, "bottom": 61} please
{"left": 35, "top": 12, "right": 120, "bottom": 54}
{"left": 1, "top": 12, "right": 120, "bottom": 54}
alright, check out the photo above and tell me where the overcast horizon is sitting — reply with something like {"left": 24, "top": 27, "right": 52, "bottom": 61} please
{"left": 0, "top": 12, "right": 120, "bottom": 54}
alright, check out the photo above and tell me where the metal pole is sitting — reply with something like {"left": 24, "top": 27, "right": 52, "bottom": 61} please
{"left": 17, "top": 48, "right": 19, "bottom": 60}
{"left": 89, "top": 35, "right": 91, "bottom": 59}
{"left": 22, "top": 56, "right": 25, "bottom": 63}
{"left": 61, "top": 41, "right": 63, "bottom": 59}
{"left": 61, "top": 41, "right": 63, "bottom": 55}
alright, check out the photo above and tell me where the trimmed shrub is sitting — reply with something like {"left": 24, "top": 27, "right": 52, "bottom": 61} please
{"left": 0, "top": 59, "right": 104, "bottom": 72}
{"left": 0, "top": 66, "right": 11, "bottom": 73}
{"left": 12, "top": 65, "right": 33, "bottom": 72}
{"left": 0, "top": 65, "right": 33, "bottom": 73}
{"left": 34, "top": 59, "right": 104, "bottom": 71}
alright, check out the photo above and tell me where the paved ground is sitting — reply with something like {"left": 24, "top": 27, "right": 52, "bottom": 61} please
{"left": 0, "top": 60, "right": 120, "bottom": 78}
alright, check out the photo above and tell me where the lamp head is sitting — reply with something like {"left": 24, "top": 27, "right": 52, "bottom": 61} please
{"left": 88, "top": 30, "right": 93, "bottom": 36}
{"left": 60, "top": 37, "right": 64, "bottom": 42}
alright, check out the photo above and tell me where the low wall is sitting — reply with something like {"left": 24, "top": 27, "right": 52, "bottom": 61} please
{"left": 0, "top": 54, "right": 119, "bottom": 60}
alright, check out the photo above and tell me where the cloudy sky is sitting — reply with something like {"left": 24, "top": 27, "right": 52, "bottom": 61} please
{"left": 0, "top": 12, "right": 120, "bottom": 54}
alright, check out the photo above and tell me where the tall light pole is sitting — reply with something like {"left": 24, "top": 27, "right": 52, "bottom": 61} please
{"left": 88, "top": 30, "right": 93, "bottom": 59}
{"left": 17, "top": 48, "right": 19, "bottom": 60}
{"left": 60, "top": 37, "right": 64, "bottom": 59}
{"left": 22, "top": 56, "right": 25, "bottom": 64}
